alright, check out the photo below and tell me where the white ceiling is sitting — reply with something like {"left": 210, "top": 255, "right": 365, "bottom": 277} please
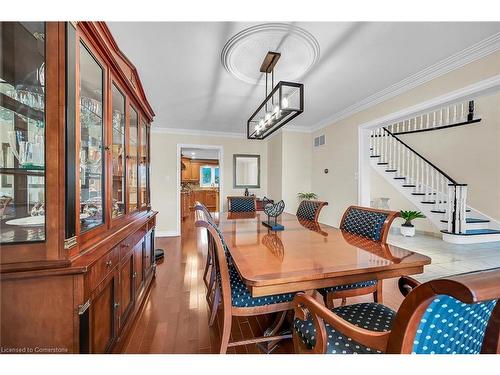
{"left": 107, "top": 22, "right": 500, "bottom": 134}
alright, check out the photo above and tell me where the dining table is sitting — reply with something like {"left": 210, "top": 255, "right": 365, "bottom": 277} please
{"left": 217, "top": 211, "right": 431, "bottom": 298}
{"left": 212, "top": 210, "right": 432, "bottom": 352}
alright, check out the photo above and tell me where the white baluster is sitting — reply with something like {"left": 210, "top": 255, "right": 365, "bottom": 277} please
{"left": 460, "top": 185, "right": 468, "bottom": 234}
{"left": 425, "top": 164, "right": 430, "bottom": 201}
{"left": 447, "top": 185, "right": 454, "bottom": 233}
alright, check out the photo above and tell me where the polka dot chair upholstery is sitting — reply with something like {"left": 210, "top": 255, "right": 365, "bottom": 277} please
{"left": 227, "top": 196, "right": 256, "bottom": 213}
{"left": 340, "top": 206, "right": 392, "bottom": 242}
{"left": 296, "top": 200, "right": 328, "bottom": 222}
{"left": 294, "top": 303, "right": 396, "bottom": 354}
{"left": 411, "top": 295, "right": 497, "bottom": 354}
{"left": 194, "top": 208, "right": 296, "bottom": 353}
{"left": 318, "top": 206, "right": 400, "bottom": 308}
{"left": 293, "top": 269, "right": 500, "bottom": 354}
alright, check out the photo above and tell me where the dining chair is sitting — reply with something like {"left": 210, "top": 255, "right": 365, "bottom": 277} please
{"left": 292, "top": 268, "right": 500, "bottom": 354}
{"left": 296, "top": 200, "right": 328, "bottom": 222}
{"left": 194, "top": 202, "right": 216, "bottom": 290}
{"left": 227, "top": 196, "right": 257, "bottom": 213}
{"left": 195, "top": 209, "right": 296, "bottom": 353}
{"left": 318, "top": 206, "right": 400, "bottom": 308}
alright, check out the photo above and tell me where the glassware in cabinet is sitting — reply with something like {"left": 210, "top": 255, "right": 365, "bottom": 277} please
{"left": 111, "top": 84, "right": 126, "bottom": 218}
{"left": 79, "top": 42, "right": 104, "bottom": 233}
{"left": 139, "top": 119, "right": 147, "bottom": 208}
{"left": 0, "top": 22, "right": 46, "bottom": 244}
{"left": 128, "top": 107, "right": 138, "bottom": 213}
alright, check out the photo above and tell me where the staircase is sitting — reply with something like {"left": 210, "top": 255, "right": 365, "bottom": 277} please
{"left": 369, "top": 101, "right": 500, "bottom": 244}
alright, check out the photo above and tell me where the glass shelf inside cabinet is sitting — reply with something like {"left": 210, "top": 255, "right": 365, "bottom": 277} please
{"left": 111, "top": 84, "right": 126, "bottom": 219}
{"left": 139, "top": 119, "right": 147, "bottom": 208}
{"left": 79, "top": 43, "right": 104, "bottom": 233}
{"left": 0, "top": 22, "right": 46, "bottom": 244}
{"left": 128, "top": 107, "right": 138, "bottom": 213}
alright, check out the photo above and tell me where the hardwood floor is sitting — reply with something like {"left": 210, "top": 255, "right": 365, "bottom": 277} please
{"left": 119, "top": 213, "right": 405, "bottom": 354}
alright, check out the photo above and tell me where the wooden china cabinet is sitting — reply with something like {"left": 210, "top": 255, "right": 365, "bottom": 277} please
{"left": 0, "top": 22, "right": 157, "bottom": 353}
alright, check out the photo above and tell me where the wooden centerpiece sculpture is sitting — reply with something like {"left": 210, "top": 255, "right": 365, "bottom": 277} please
{"left": 262, "top": 199, "right": 285, "bottom": 231}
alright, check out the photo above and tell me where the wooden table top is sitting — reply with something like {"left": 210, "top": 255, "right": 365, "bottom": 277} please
{"left": 216, "top": 212, "right": 431, "bottom": 297}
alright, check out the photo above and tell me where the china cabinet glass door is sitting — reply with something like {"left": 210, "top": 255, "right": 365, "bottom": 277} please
{"left": 79, "top": 43, "right": 104, "bottom": 232}
{"left": 139, "top": 119, "right": 147, "bottom": 209}
{"left": 111, "top": 84, "right": 126, "bottom": 218}
{"left": 0, "top": 22, "right": 46, "bottom": 244}
{"left": 128, "top": 107, "right": 138, "bottom": 212}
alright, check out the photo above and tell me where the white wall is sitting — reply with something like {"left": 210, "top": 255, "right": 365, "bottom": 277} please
{"left": 281, "top": 131, "right": 313, "bottom": 214}
{"left": 151, "top": 132, "right": 268, "bottom": 235}
{"left": 312, "top": 51, "right": 500, "bottom": 228}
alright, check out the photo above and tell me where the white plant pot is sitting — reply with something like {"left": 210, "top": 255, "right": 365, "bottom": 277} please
{"left": 400, "top": 225, "right": 415, "bottom": 237}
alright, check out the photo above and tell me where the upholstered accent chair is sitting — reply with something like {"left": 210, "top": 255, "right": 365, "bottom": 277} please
{"left": 296, "top": 200, "right": 328, "bottom": 222}
{"left": 318, "top": 206, "right": 400, "bottom": 308}
{"left": 195, "top": 209, "right": 296, "bottom": 353}
{"left": 227, "top": 196, "right": 257, "bottom": 213}
{"left": 293, "top": 268, "right": 500, "bottom": 354}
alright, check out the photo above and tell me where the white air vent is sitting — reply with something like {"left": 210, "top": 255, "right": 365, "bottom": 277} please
{"left": 314, "top": 134, "right": 325, "bottom": 147}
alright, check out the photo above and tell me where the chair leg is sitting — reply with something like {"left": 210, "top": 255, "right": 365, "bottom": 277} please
{"left": 219, "top": 310, "right": 232, "bottom": 354}
{"left": 374, "top": 280, "right": 383, "bottom": 304}
{"left": 340, "top": 297, "right": 347, "bottom": 306}
{"left": 209, "top": 285, "right": 221, "bottom": 327}
{"left": 324, "top": 292, "right": 335, "bottom": 309}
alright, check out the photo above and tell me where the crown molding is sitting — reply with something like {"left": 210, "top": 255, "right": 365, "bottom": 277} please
{"left": 310, "top": 31, "right": 500, "bottom": 133}
{"left": 151, "top": 126, "right": 246, "bottom": 139}
{"left": 151, "top": 123, "right": 311, "bottom": 139}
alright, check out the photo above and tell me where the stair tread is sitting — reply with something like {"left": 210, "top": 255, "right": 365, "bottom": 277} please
{"left": 441, "top": 229, "right": 500, "bottom": 236}
{"left": 440, "top": 218, "right": 490, "bottom": 224}
{"left": 411, "top": 192, "right": 437, "bottom": 195}
{"left": 377, "top": 162, "right": 388, "bottom": 165}
{"left": 394, "top": 177, "right": 406, "bottom": 180}
{"left": 385, "top": 169, "right": 397, "bottom": 172}
{"left": 431, "top": 209, "right": 471, "bottom": 213}
{"left": 402, "top": 184, "right": 416, "bottom": 187}
{"left": 421, "top": 201, "right": 446, "bottom": 204}
{"left": 370, "top": 155, "right": 380, "bottom": 158}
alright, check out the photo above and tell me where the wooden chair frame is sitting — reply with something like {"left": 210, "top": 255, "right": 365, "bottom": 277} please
{"left": 195, "top": 209, "right": 294, "bottom": 353}
{"left": 296, "top": 200, "right": 328, "bottom": 222}
{"left": 227, "top": 196, "right": 257, "bottom": 213}
{"left": 193, "top": 202, "right": 216, "bottom": 291}
{"left": 293, "top": 268, "right": 500, "bottom": 354}
{"left": 322, "top": 205, "right": 400, "bottom": 308}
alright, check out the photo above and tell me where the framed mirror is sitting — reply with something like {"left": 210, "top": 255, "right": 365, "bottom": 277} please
{"left": 233, "top": 154, "right": 260, "bottom": 188}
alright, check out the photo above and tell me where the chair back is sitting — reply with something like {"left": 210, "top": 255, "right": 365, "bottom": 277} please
{"left": 339, "top": 205, "right": 399, "bottom": 243}
{"left": 227, "top": 196, "right": 256, "bottom": 212}
{"left": 388, "top": 268, "right": 500, "bottom": 354}
{"left": 194, "top": 201, "right": 214, "bottom": 223}
{"left": 194, "top": 209, "right": 233, "bottom": 313}
{"left": 296, "top": 200, "right": 328, "bottom": 222}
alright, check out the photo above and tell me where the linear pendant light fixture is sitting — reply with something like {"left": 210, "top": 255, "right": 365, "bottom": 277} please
{"left": 247, "top": 51, "right": 304, "bottom": 139}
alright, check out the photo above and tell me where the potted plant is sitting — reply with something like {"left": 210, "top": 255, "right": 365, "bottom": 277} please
{"left": 400, "top": 210, "right": 425, "bottom": 237}
{"left": 297, "top": 192, "right": 318, "bottom": 201}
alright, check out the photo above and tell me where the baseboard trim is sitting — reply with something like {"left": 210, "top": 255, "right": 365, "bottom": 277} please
{"left": 155, "top": 230, "right": 180, "bottom": 237}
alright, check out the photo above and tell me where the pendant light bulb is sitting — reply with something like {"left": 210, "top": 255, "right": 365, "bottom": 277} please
{"left": 282, "top": 96, "right": 289, "bottom": 109}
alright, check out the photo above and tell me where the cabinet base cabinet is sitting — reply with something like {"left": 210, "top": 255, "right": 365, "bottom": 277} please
{"left": 0, "top": 213, "right": 157, "bottom": 354}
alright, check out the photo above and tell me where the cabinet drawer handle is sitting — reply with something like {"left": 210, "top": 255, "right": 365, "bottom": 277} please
{"left": 105, "top": 260, "right": 113, "bottom": 268}
{"left": 114, "top": 302, "right": 120, "bottom": 309}
{"left": 132, "top": 272, "right": 137, "bottom": 278}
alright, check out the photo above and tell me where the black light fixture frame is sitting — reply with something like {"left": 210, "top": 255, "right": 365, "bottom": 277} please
{"left": 247, "top": 81, "right": 304, "bottom": 140}
{"left": 247, "top": 51, "right": 304, "bottom": 140}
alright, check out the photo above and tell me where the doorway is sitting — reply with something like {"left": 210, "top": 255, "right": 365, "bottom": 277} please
{"left": 176, "top": 144, "right": 223, "bottom": 235}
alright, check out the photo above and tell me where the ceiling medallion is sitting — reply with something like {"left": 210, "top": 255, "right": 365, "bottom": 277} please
{"left": 247, "top": 51, "right": 304, "bottom": 140}
{"left": 221, "top": 23, "right": 320, "bottom": 85}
